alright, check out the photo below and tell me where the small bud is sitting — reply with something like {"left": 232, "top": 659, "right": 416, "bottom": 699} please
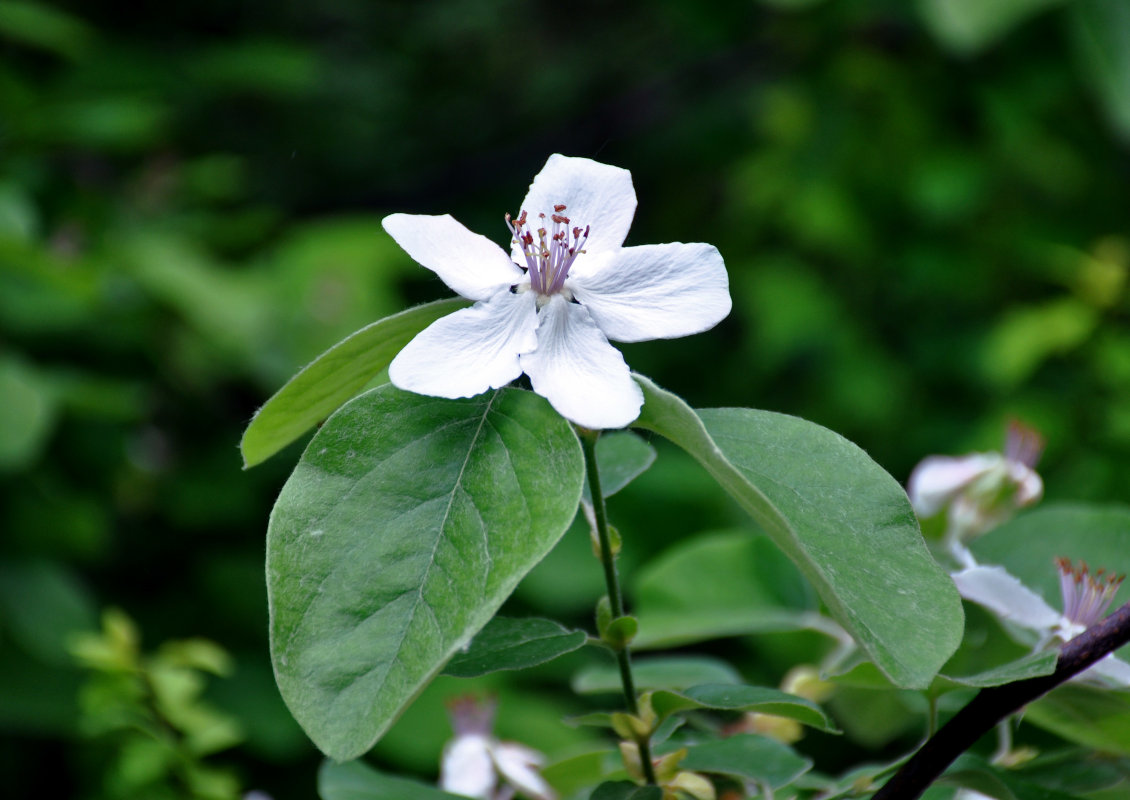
{"left": 618, "top": 741, "right": 644, "bottom": 781}
{"left": 669, "top": 771, "right": 716, "bottom": 800}
{"left": 651, "top": 747, "right": 687, "bottom": 783}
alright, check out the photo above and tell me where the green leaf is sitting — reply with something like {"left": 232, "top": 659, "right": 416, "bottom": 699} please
{"left": 241, "top": 298, "right": 468, "bottom": 467}
{"left": 573, "top": 656, "right": 742, "bottom": 695}
{"left": 1026, "top": 685, "right": 1130, "bottom": 756}
{"left": 650, "top": 683, "right": 838, "bottom": 733}
{"left": 972, "top": 503, "right": 1130, "bottom": 610}
{"left": 632, "top": 375, "right": 963, "bottom": 689}
{"left": 632, "top": 530, "right": 817, "bottom": 649}
{"left": 268, "top": 385, "right": 584, "bottom": 760}
{"left": 0, "top": 355, "right": 56, "bottom": 471}
{"left": 582, "top": 431, "right": 657, "bottom": 503}
{"left": 441, "top": 617, "right": 587, "bottom": 678}
{"left": 936, "top": 651, "right": 1059, "bottom": 689}
{"left": 318, "top": 759, "right": 465, "bottom": 800}
{"left": 1071, "top": 0, "right": 1130, "bottom": 143}
{"left": 590, "top": 782, "right": 663, "bottom": 800}
{"left": 679, "top": 734, "right": 812, "bottom": 787}
{"left": 0, "top": 560, "right": 96, "bottom": 664}
{"left": 917, "top": 0, "right": 1065, "bottom": 54}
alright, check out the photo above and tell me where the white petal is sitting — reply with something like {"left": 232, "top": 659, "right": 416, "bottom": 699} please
{"left": 491, "top": 742, "right": 555, "bottom": 800}
{"left": 1007, "top": 461, "right": 1044, "bottom": 507}
{"left": 569, "top": 242, "right": 731, "bottom": 343}
{"left": 520, "top": 296, "right": 643, "bottom": 430}
{"left": 512, "top": 155, "right": 636, "bottom": 259}
{"left": 390, "top": 290, "right": 537, "bottom": 398}
{"left": 907, "top": 454, "right": 1000, "bottom": 517}
{"left": 1081, "top": 654, "right": 1130, "bottom": 687}
{"left": 383, "top": 213, "right": 522, "bottom": 302}
{"left": 951, "top": 565, "right": 1064, "bottom": 632}
{"left": 441, "top": 735, "right": 497, "bottom": 799}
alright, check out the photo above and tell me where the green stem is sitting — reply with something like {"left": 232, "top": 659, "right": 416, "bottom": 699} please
{"left": 580, "top": 430, "right": 657, "bottom": 786}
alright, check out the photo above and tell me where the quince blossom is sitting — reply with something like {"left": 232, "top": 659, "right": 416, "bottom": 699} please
{"left": 383, "top": 155, "right": 731, "bottom": 430}
{"left": 908, "top": 421, "right": 1043, "bottom": 567}
{"left": 440, "top": 696, "right": 554, "bottom": 800}
{"left": 951, "top": 558, "right": 1130, "bottom": 686}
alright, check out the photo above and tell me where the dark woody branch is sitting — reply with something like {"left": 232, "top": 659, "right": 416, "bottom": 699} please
{"left": 872, "top": 600, "right": 1130, "bottom": 800}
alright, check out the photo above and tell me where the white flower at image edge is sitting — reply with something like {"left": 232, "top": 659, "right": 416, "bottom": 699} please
{"left": 383, "top": 154, "right": 732, "bottom": 430}
{"left": 951, "top": 562, "right": 1130, "bottom": 687}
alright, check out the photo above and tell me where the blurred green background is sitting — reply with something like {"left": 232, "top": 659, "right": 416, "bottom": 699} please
{"left": 3, "top": 0, "right": 1130, "bottom": 797}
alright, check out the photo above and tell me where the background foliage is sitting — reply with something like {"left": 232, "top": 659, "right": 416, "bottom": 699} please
{"left": 2, "top": 0, "right": 1129, "bottom": 797}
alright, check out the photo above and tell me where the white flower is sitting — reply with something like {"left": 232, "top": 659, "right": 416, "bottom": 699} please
{"left": 383, "top": 154, "right": 731, "bottom": 430}
{"left": 908, "top": 421, "right": 1044, "bottom": 567}
{"left": 951, "top": 559, "right": 1130, "bottom": 686}
{"left": 440, "top": 696, "right": 555, "bottom": 800}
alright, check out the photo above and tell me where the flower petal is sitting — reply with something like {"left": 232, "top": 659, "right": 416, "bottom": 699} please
{"left": 520, "top": 296, "right": 643, "bottom": 430}
{"left": 389, "top": 290, "right": 537, "bottom": 398}
{"left": 907, "top": 454, "right": 1000, "bottom": 517}
{"left": 1084, "top": 654, "right": 1130, "bottom": 687}
{"left": 491, "top": 742, "right": 555, "bottom": 800}
{"left": 1007, "top": 461, "right": 1044, "bottom": 507}
{"left": 441, "top": 735, "right": 497, "bottom": 799}
{"left": 569, "top": 242, "right": 731, "bottom": 343}
{"left": 383, "top": 213, "right": 522, "bottom": 302}
{"left": 513, "top": 155, "right": 637, "bottom": 259}
{"left": 951, "top": 565, "right": 1064, "bottom": 632}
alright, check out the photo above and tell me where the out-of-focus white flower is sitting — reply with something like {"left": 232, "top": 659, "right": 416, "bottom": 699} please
{"left": 908, "top": 421, "right": 1044, "bottom": 567}
{"left": 951, "top": 558, "right": 1130, "bottom": 686}
{"left": 383, "top": 154, "right": 731, "bottom": 430}
{"left": 440, "top": 696, "right": 555, "bottom": 800}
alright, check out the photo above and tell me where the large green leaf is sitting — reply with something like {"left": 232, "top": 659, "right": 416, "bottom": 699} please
{"left": 318, "top": 759, "right": 464, "bottom": 800}
{"left": 679, "top": 734, "right": 812, "bottom": 787}
{"left": 242, "top": 298, "right": 468, "bottom": 467}
{"left": 441, "top": 617, "right": 587, "bottom": 678}
{"left": 972, "top": 503, "right": 1130, "bottom": 607}
{"left": 268, "top": 385, "right": 583, "bottom": 760}
{"left": 632, "top": 530, "right": 817, "bottom": 649}
{"left": 632, "top": 376, "right": 963, "bottom": 689}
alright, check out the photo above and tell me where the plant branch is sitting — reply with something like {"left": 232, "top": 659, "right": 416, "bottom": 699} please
{"left": 872, "top": 600, "right": 1130, "bottom": 800}
{"left": 580, "top": 429, "right": 658, "bottom": 786}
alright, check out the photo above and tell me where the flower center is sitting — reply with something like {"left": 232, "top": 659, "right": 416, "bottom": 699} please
{"left": 505, "top": 204, "right": 590, "bottom": 298}
{"left": 1056, "top": 557, "right": 1124, "bottom": 628}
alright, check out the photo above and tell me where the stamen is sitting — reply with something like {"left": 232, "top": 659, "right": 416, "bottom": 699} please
{"left": 505, "top": 203, "right": 590, "bottom": 296}
{"left": 1056, "top": 557, "right": 1124, "bottom": 629}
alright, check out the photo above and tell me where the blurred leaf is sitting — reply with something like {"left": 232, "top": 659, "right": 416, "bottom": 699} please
{"left": 268, "top": 386, "right": 583, "bottom": 760}
{"left": 679, "top": 734, "right": 812, "bottom": 787}
{"left": 318, "top": 758, "right": 467, "bottom": 800}
{"left": 0, "top": 355, "right": 56, "bottom": 471}
{"left": 632, "top": 530, "right": 817, "bottom": 649}
{"left": 980, "top": 298, "right": 1099, "bottom": 389}
{"left": 917, "top": 0, "right": 1066, "bottom": 54}
{"left": 543, "top": 750, "right": 622, "bottom": 798}
{"left": 582, "top": 431, "right": 657, "bottom": 503}
{"left": 441, "top": 617, "right": 587, "bottom": 678}
{"left": 572, "top": 656, "right": 742, "bottom": 694}
{"left": 1071, "top": 0, "right": 1130, "bottom": 142}
{"left": 1027, "top": 684, "right": 1130, "bottom": 755}
{"left": 591, "top": 783, "right": 662, "bottom": 800}
{"left": 27, "top": 97, "right": 169, "bottom": 150}
{"left": 190, "top": 39, "right": 320, "bottom": 96}
{"left": 0, "top": 560, "right": 96, "bottom": 664}
{"left": 632, "top": 375, "right": 964, "bottom": 690}
{"left": 241, "top": 298, "right": 466, "bottom": 467}
{"left": 0, "top": 1, "right": 94, "bottom": 59}
{"left": 650, "top": 683, "right": 838, "bottom": 733}
{"left": 971, "top": 504, "right": 1130, "bottom": 611}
